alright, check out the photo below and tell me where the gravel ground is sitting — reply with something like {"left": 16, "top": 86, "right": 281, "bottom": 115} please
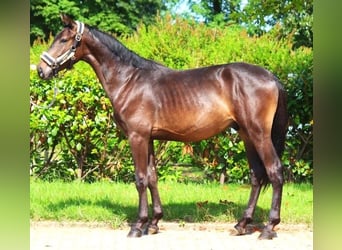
{"left": 30, "top": 221, "right": 313, "bottom": 250}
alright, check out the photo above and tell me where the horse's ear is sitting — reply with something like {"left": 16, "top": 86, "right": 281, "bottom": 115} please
{"left": 60, "top": 14, "right": 74, "bottom": 27}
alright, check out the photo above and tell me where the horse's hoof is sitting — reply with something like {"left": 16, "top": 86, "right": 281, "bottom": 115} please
{"left": 234, "top": 224, "right": 246, "bottom": 235}
{"left": 258, "top": 229, "right": 277, "bottom": 240}
{"left": 147, "top": 225, "right": 159, "bottom": 235}
{"left": 127, "top": 228, "right": 143, "bottom": 238}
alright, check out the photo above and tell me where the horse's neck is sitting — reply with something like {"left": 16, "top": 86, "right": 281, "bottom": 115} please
{"left": 82, "top": 38, "right": 136, "bottom": 101}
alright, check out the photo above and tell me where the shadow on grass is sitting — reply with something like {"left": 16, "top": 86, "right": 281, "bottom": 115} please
{"left": 45, "top": 197, "right": 269, "bottom": 225}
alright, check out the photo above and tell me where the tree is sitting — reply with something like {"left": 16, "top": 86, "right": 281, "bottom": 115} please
{"left": 30, "top": 0, "right": 166, "bottom": 43}
{"left": 168, "top": 0, "right": 241, "bottom": 25}
{"left": 173, "top": 0, "right": 312, "bottom": 48}
{"left": 191, "top": 0, "right": 241, "bottom": 23}
{"left": 240, "top": 0, "right": 313, "bottom": 48}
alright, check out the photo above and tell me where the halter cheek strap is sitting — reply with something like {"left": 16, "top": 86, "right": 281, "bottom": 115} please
{"left": 40, "top": 21, "right": 85, "bottom": 69}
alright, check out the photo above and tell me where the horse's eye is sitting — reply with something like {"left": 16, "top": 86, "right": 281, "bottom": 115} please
{"left": 60, "top": 38, "right": 68, "bottom": 43}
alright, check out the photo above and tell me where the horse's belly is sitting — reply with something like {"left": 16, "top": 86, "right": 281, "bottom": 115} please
{"left": 151, "top": 94, "right": 235, "bottom": 142}
{"left": 152, "top": 117, "right": 234, "bottom": 142}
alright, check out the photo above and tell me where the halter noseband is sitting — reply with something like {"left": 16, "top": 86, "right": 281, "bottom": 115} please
{"left": 40, "top": 21, "right": 84, "bottom": 72}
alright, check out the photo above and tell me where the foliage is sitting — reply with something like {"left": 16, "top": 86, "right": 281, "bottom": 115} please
{"left": 171, "top": 0, "right": 312, "bottom": 49}
{"left": 30, "top": 0, "right": 165, "bottom": 43}
{"left": 30, "top": 0, "right": 313, "bottom": 49}
{"left": 30, "top": 16, "right": 312, "bottom": 183}
{"left": 241, "top": 0, "right": 313, "bottom": 49}
{"left": 189, "top": 0, "right": 242, "bottom": 24}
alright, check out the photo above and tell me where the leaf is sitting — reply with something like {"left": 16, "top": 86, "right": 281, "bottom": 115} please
{"left": 51, "top": 127, "right": 59, "bottom": 136}
{"left": 76, "top": 143, "right": 82, "bottom": 151}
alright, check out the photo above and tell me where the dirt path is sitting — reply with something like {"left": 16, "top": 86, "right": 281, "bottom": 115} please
{"left": 30, "top": 221, "right": 313, "bottom": 250}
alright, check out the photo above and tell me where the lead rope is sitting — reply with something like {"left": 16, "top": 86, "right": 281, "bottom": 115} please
{"left": 30, "top": 76, "right": 59, "bottom": 110}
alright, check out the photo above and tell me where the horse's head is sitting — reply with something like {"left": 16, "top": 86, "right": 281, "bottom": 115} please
{"left": 37, "top": 14, "right": 85, "bottom": 79}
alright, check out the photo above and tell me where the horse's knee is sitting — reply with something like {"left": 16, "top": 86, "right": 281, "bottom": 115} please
{"left": 135, "top": 173, "right": 148, "bottom": 190}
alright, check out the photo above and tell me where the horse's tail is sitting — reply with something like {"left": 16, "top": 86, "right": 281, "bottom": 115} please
{"left": 271, "top": 80, "right": 288, "bottom": 159}
{"left": 259, "top": 79, "right": 288, "bottom": 189}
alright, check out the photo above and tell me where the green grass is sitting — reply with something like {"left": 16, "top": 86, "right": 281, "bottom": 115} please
{"left": 30, "top": 179, "right": 312, "bottom": 229}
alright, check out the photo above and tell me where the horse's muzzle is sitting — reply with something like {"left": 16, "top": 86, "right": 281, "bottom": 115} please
{"left": 37, "top": 65, "right": 53, "bottom": 80}
{"left": 37, "top": 65, "right": 44, "bottom": 78}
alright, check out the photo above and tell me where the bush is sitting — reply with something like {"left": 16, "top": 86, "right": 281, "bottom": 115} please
{"left": 30, "top": 16, "right": 312, "bottom": 183}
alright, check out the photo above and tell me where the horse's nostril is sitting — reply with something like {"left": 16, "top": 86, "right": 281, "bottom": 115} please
{"left": 37, "top": 66, "right": 44, "bottom": 78}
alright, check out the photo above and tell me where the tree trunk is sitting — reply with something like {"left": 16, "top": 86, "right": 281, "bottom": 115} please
{"left": 219, "top": 166, "right": 227, "bottom": 184}
{"left": 212, "top": 0, "right": 222, "bottom": 15}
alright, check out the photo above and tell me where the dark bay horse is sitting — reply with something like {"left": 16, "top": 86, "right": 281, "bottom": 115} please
{"left": 37, "top": 14, "right": 288, "bottom": 239}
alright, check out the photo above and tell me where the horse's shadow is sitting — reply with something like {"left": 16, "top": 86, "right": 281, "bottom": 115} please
{"left": 46, "top": 197, "right": 269, "bottom": 227}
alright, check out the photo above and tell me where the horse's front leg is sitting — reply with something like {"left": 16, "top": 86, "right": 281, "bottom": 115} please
{"left": 147, "top": 140, "right": 163, "bottom": 234}
{"left": 235, "top": 136, "right": 263, "bottom": 235}
{"left": 127, "top": 133, "right": 150, "bottom": 238}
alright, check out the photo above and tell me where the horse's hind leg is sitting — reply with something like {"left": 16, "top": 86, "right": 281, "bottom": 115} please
{"left": 147, "top": 140, "right": 163, "bottom": 234}
{"left": 251, "top": 135, "right": 283, "bottom": 239}
{"left": 235, "top": 134, "right": 264, "bottom": 235}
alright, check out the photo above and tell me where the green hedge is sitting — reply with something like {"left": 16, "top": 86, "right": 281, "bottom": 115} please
{"left": 30, "top": 16, "right": 313, "bottom": 183}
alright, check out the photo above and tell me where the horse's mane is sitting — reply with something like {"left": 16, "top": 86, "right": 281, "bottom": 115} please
{"left": 88, "top": 26, "right": 164, "bottom": 70}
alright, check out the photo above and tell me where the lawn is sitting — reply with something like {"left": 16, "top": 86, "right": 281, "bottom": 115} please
{"left": 30, "top": 179, "right": 313, "bottom": 229}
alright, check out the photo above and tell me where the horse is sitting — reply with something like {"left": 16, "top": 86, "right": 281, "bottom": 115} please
{"left": 37, "top": 14, "right": 288, "bottom": 239}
